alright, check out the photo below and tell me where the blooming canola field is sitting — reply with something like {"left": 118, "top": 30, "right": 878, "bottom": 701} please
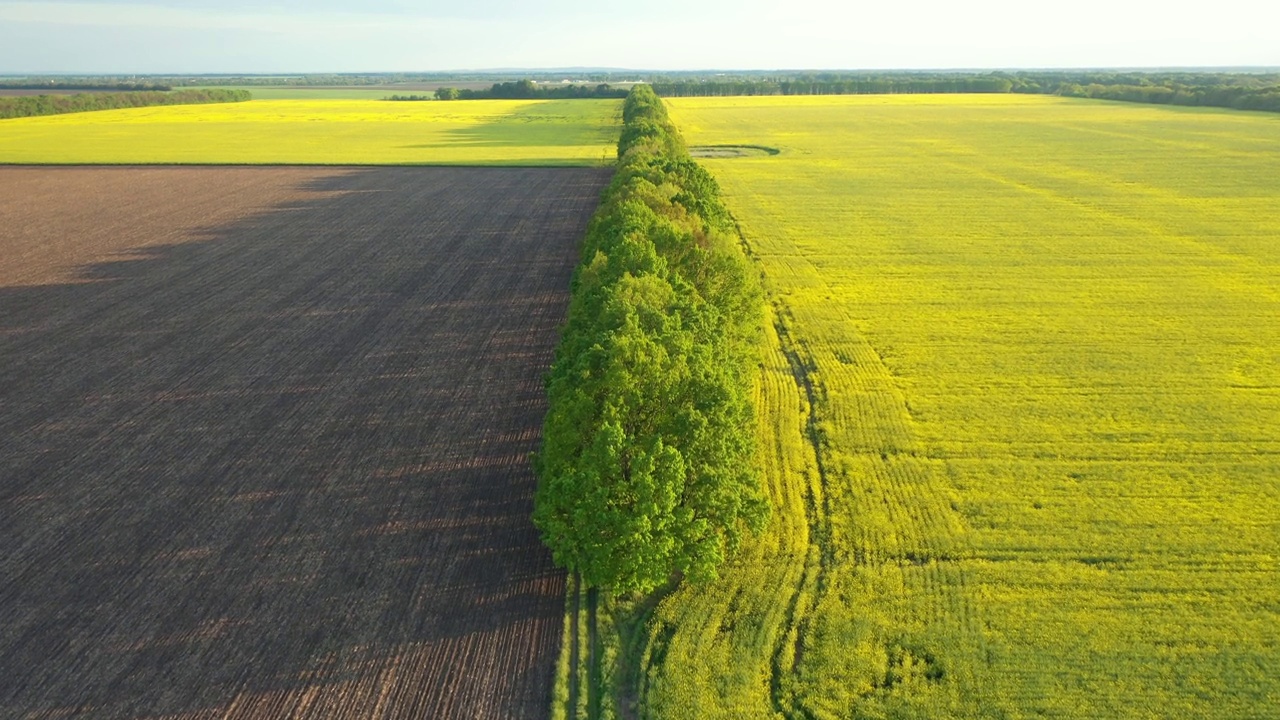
{"left": 0, "top": 98, "right": 620, "bottom": 166}
{"left": 645, "top": 94, "right": 1280, "bottom": 718}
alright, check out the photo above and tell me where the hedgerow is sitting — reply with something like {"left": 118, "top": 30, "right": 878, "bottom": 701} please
{"left": 0, "top": 88, "right": 251, "bottom": 120}
{"left": 533, "top": 85, "right": 766, "bottom": 594}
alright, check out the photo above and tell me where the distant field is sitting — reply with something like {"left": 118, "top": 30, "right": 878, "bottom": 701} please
{"left": 0, "top": 165, "right": 610, "bottom": 718}
{"left": 641, "top": 95, "right": 1280, "bottom": 718}
{"left": 0, "top": 98, "right": 620, "bottom": 165}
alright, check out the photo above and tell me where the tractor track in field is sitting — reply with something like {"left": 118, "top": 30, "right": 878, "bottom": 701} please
{"left": 0, "top": 166, "right": 610, "bottom": 719}
{"left": 768, "top": 304, "right": 834, "bottom": 720}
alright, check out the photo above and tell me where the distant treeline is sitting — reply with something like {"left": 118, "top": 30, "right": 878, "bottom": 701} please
{"left": 4, "top": 74, "right": 396, "bottom": 88}
{"left": 0, "top": 89, "right": 252, "bottom": 120}
{"left": 652, "top": 76, "right": 1017, "bottom": 96}
{"left": 10, "top": 71, "right": 1276, "bottom": 113}
{"left": 171, "top": 72, "right": 632, "bottom": 87}
{"left": 391, "top": 80, "right": 629, "bottom": 101}
{"left": 0, "top": 81, "right": 172, "bottom": 92}
{"left": 534, "top": 85, "right": 766, "bottom": 593}
{"left": 1048, "top": 80, "right": 1280, "bottom": 112}
{"left": 650, "top": 71, "right": 1280, "bottom": 113}
{"left": 36, "top": 73, "right": 631, "bottom": 88}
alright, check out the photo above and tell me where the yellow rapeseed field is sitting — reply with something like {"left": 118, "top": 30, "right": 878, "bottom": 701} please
{"left": 0, "top": 98, "right": 620, "bottom": 166}
{"left": 641, "top": 94, "right": 1280, "bottom": 718}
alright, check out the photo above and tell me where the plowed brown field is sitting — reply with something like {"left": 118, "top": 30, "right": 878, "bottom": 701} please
{"left": 0, "top": 166, "right": 610, "bottom": 719}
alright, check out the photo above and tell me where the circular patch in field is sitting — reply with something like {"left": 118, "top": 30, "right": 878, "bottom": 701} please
{"left": 688, "top": 144, "right": 780, "bottom": 158}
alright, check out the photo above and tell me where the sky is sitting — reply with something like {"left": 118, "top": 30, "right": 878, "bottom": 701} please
{"left": 0, "top": 0, "right": 1276, "bottom": 74}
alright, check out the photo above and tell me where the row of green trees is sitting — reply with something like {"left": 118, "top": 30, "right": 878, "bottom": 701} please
{"left": 0, "top": 88, "right": 251, "bottom": 120}
{"left": 533, "top": 85, "right": 767, "bottom": 594}
{"left": 0, "top": 81, "right": 171, "bottom": 91}
{"left": 648, "top": 71, "right": 1280, "bottom": 113}
{"left": 1050, "top": 81, "right": 1280, "bottom": 112}
{"left": 652, "top": 76, "right": 1014, "bottom": 96}
{"left": 427, "top": 80, "right": 629, "bottom": 101}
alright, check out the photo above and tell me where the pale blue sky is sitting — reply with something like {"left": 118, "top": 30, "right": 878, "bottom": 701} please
{"left": 1, "top": 0, "right": 1276, "bottom": 74}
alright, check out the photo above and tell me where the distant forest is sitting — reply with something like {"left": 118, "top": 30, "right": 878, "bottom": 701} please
{"left": 648, "top": 71, "right": 1280, "bottom": 113}
{"left": 423, "top": 71, "right": 1280, "bottom": 113}
{"left": 0, "top": 89, "right": 251, "bottom": 120}
{"left": 391, "top": 80, "right": 628, "bottom": 101}
{"left": 0, "top": 81, "right": 172, "bottom": 92}
{"left": 4, "top": 70, "right": 1277, "bottom": 114}
{"left": 0, "top": 73, "right": 636, "bottom": 88}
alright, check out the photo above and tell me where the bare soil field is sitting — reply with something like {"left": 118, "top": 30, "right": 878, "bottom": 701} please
{"left": 0, "top": 166, "right": 610, "bottom": 718}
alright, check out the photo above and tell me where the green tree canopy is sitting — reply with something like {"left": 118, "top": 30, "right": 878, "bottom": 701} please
{"left": 534, "top": 86, "right": 766, "bottom": 594}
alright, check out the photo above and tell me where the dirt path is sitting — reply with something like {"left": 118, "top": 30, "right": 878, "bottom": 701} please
{"left": 0, "top": 166, "right": 609, "bottom": 719}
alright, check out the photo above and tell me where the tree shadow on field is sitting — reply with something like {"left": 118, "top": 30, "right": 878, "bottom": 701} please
{"left": 401, "top": 100, "right": 620, "bottom": 151}
{"left": 0, "top": 165, "right": 611, "bottom": 719}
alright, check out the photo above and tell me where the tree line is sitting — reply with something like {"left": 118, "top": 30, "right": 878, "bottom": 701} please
{"left": 1045, "top": 80, "right": 1280, "bottom": 113}
{"left": 406, "top": 80, "right": 628, "bottom": 101}
{"left": 0, "top": 89, "right": 251, "bottom": 120}
{"left": 533, "top": 85, "right": 767, "bottom": 594}
{"left": 0, "top": 81, "right": 172, "bottom": 91}
{"left": 652, "top": 76, "right": 1015, "bottom": 96}
{"left": 648, "top": 71, "right": 1280, "bottom": 113}
{"left": 12, "top": 71, "right": 1276, "bottom": 114}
